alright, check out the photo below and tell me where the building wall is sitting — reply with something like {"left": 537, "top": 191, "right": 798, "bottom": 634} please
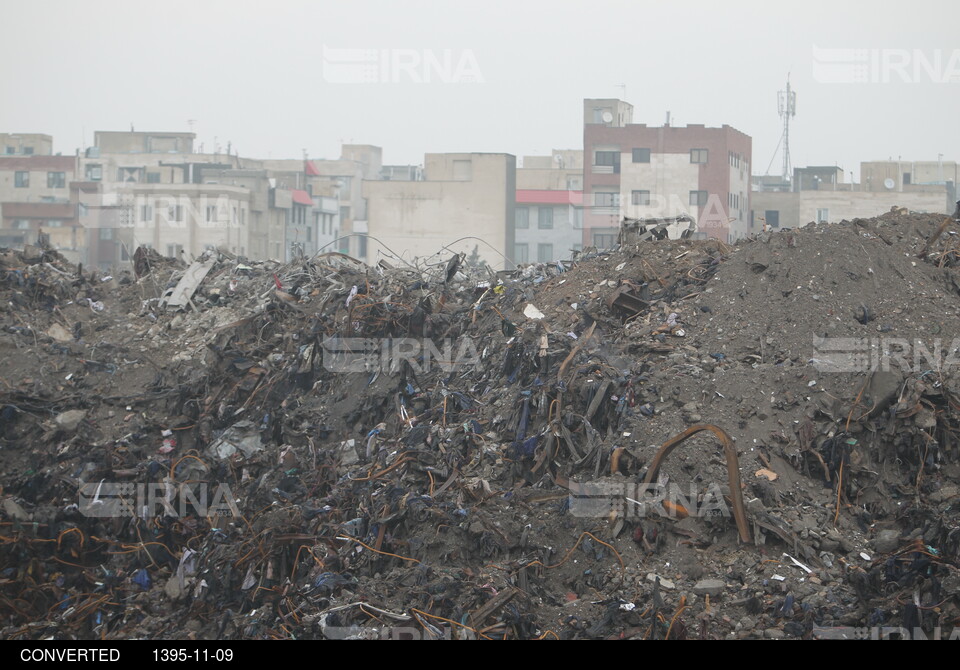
{"left": 513, "top": 202, "right": 582, "bottom": 262}
{"left": 303, "top": 146, "right": 383, "bottom": 257}
{"left": 518, "top": 150, "right": 583, "bottom": 190}
{"left": 583, "top": 104, "right": 752, "bottom": 244}
{"left": 114, "top": 184, "right": 252, "bottom": 260}
{"left": 752, "top": 190, "right": 949, "bottom": 230}
{"left": 0, "top": 156, "right": 77, "bottom": 211}
{"left": 93, "top": 131, "right": 195, "bottom": 154}
{"left": 364, "top": 153, "right": 515, "bottom": 270}
{"left": 0, "top": 201, "right": 80, "bottom": 251}
{"left": 620, "top": 153, "right": 699, "bottom": 219}
{"left": 862, "top": 160, "right": 959, "bottom": 191}
{"left": 0, "top": 134, "right": 53, "bottom": 156}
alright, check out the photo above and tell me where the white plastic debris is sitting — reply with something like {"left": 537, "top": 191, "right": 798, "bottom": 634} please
{"left": 783, "top": 553, "right": 812, "bottom": 574}
{"left": 345, "top": 285, "right": 359, "bottom": 306}
{"left": 523, "top": 304, "right": 545, "bottom": 320}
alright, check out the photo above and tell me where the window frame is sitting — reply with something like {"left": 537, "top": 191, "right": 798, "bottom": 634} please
{"left": 537, "top": 206, "right": 554, "bottom": 229}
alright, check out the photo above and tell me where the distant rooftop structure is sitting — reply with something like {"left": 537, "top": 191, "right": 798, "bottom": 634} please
{"left": 0, "top": 133, "right": 54, "bottom": 156}
{"left": 93, "top": 130, "right": 195, "bottom": 154}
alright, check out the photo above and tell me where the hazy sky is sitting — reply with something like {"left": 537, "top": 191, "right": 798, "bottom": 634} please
{"left": 3, "top": 0, "right": 958, "bottom": 180}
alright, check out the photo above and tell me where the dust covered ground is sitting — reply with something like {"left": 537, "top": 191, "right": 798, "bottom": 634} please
{"left": 2, "top": 211, "right": 959, "bottom": 640}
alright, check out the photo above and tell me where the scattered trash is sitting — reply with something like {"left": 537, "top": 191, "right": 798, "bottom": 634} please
{"left": 2, "top": 212, "right": 960, "bottom": 640}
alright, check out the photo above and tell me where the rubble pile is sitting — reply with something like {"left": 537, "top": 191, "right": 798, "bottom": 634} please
{"left": 2, "top": 211, "right": 959, "bottom": 640}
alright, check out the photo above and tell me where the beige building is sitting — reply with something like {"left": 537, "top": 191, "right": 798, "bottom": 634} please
{"left": 1, "top": 133, "right": 53, "bottom": 157}
{"left": 752, "top": 189, "right": 948, "bottom": 230}
{"left": 92, "top": 131, "right": 195, "bottom": 155}
{"left": 297, "top": 145, "right": 382, "bottom": 259}
{"left": 104, "top": 184, "right": 253, "bottom": 260}
{"left": 364, "top": 153, "right": 516, "bottom": 269}
{"left": 861, "top": 160, "right": 959, "bottom": 194}
{"left": 517, "top": 150, "right": 583, "bottom": 190}
{"left": 752, "top": 160, "right": 955, "bottom": 230}
{"left": 0, "top": 154, "right": 79, "bottom": 252}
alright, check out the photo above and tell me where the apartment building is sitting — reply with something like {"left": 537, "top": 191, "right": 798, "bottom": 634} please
{"left": 364, "top": 153, "right": 516, "bottom": 269}
{"left": 582, "top": 98, "right": 752, "bottom": 245}
{"left": 752, "top": 161, "right": 954, "bottom": 230}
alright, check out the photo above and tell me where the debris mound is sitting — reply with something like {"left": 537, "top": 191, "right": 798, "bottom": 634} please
{"left": 2, "top": 211, "right": 959, "bottom": 640}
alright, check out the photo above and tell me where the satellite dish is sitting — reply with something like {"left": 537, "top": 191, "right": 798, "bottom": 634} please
{"left": 601, "top": 111, "right": 614, "bottom": 123}
{"left": 883, "top": 178, "right": 895, "bottom": 190}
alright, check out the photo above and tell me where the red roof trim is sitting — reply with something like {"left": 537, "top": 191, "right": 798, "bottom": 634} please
{"left": 516, "top": 189, "right": 582, "bottom": 205}
{"left": 291, "top": 189, "right": 314, "bottom": 206}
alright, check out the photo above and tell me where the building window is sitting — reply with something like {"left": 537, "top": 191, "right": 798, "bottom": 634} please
{"left": 513, "top": 243, "right": 529, "bottom": 263}
{"left": 117, "top": 167, "right": 143, "bottom": 183}
{"left": 538, "top": 207, "right": 554, "bottom": 229}
{"left": 593, "top": 233, "right": 616, "bottom": 248}
{"left": 537, "top": 243, "right": 553, "bottom": 262}
{"left": 14, "top": 219, "right": 30, "bottom": 230}
{"left": 85, "top": 164, "right": 102, "bottom": 181}
{"left": 99, "top": 227, "right": 113, "bottom": 240}
{"left": 306, "top": 225, "right": 312, "bottom": 242}
{"left": 14, "top": 171, "right": 29, "bottom": 188}
{"left": 594, "top": 150, "right": 620, "bottom": 173}
{"left": 146, "top": 172, "right": 161, "bottom": 183}
{"left": 765, "top": 210, "right": 780, "bottom": 228}
{"left": 46, "top": 220, "right": 63, "bottom": 227}
{"left": 166, "top": 244, "right": 182, "bottom": 258}
{"left": 4, "top": 146, "right": 14, "bottom": 155}
{"left": 631, "top": 190, "right": 651, "bottom": 206}
{"left": 515, "top": 207, "right": 529, "bottom": 229}
{"left": 140, "top": 205, "right": 153, "bottom": 222}
{"left": 593, "top": 191, "right": 619, "bottom": 208}
{"left": 689, "top": 190, "right": 707, "bottom": 207}
{"left": 23, "top": 147, "right": 33, "bottom": 155}
{"left": 816, "top": 208, "right": 829, "bottom": 223}
{"left": 206, "top": 205, "right": 216, "bottom": 222}
{"left": 632, "top": 148, "right": 651, "bottom": 163}
{"left": 690, "top": 149, "right": 708, "bottom": 164}
{"left": 168, "top": 205, "right": 182, "bottom": 222}
{"left": 47, "top": 172, "right": 66, "bottom": 188}
{"left": 566, "top": 176, "right": 581, "bottom": 190}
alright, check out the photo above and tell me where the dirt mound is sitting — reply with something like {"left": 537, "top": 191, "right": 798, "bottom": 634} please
{"left": 2, "top": 214, "right": 959, "bottom": 640}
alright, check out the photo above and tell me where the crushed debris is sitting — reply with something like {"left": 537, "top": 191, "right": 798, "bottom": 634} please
{"left": 2, "top": 210, "right": 960, "bottom": 640}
